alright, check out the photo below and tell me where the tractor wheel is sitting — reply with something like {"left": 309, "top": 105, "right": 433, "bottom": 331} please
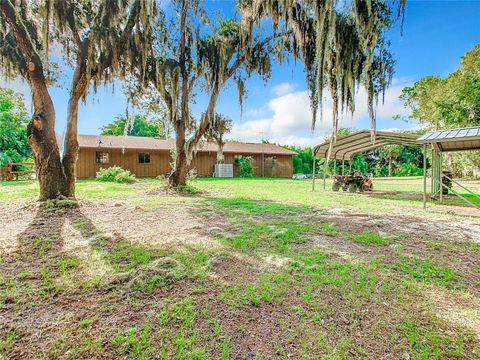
{"left": 332, "top": 181, "right": 341, "bottom": 192}
{"left": 348, "top": 183, "right": 357, "bottom": 193}
{"left": 359, "top": 184, "right": 365, "bottom": 192}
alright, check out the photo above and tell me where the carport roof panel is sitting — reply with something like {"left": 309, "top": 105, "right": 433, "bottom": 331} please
{"left": 417, "top": 126, "right": 480, "bottom": 142}
{"left": 416, "top": 126, "right": 480, "bottom": 152}
{"left": 313, "top": 131, "right": 419, "bottom": 160}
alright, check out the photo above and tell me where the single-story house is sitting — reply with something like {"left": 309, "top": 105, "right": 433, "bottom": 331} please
{"left": 76, "top": 135, "right": 296, "bottom": 179}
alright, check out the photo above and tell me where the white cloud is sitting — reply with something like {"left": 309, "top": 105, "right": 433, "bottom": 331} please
{"left": 267, "top": 135, "right": 322, "bottom": 148}
{"left": 230, "top": 79, "right": 413, "bottom": 147}
{"left": 271, "top": 82, "right": 295, "bottom": 96}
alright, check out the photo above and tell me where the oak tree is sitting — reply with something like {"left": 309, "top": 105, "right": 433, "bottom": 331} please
{"left": 0, "top": 0, "right": 155, "bottom": 199}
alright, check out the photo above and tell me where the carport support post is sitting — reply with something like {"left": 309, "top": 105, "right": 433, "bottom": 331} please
{"left": 342, "top": 159, "right": 345, "bottom": 176}
{"left": 323, "top": 158, "right": 328, "bottom": 190}
{"left": 423, "top": 144, "right": 427, "bottom": 210}
{"left": 439, "top": 152, "right": 443, "bottom": 204}
{"left": 312, "top": 153, "right": 316, "bottom": 191}
{"left": 333, "top": 161, "right": 336, "bottom": 176}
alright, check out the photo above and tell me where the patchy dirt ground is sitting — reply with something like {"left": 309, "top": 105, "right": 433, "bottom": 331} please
{"left": 1, "top": 184, "right": 480, "bottom": 359}
{"left": 0, "top": 198, "right": 217, "bottom": 255}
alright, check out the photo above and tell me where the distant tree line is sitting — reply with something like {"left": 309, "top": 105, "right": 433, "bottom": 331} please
{"left": 286, "top": 142, "right": 425, "bottom": 178}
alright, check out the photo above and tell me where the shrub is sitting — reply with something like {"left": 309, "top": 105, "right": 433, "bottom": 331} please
{"left": 96, "top": 166, "right": 136, "bottom": 183}
{"left": 235, "top": 156, "right": 253, "bottom": 178}
{"left": 395, "top": 163, "right": 423, "bottom": 177}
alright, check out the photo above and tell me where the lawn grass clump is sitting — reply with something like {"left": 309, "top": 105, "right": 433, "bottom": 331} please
{"left": 399, "top": 316, "right": 473, "bottom": 359}
{"left": 102, "top": 257, "right": 186, "bottom": 293}
{"left": 0, "top": 330, "right": 18, "bottom": 355}
{"left": 155, "top": 297, "right": 209, "bottom": 358}
{"left": 227, "top": 220, "right": 310, "bottom": 252}
{"left": 90, "top": 235, "right": 160, "bottom": 272}
{"left": 58, "top": 256, "right": 81, "bottom": 276}
{"left": 393, "top": 256, "right": 459, "bottom": 288}
{"left": 96, "top": 166, "right": 136, "bottom": 183}
{"left": 220, "top": 270, "right": 293, "bottom": 308}
{"left": 208, "top": 197, "right": 304, "bottom": 216}
{"left": 42, "top": 197, "right": 78, "bottom": 214}
{"left": 347, "top": 231, "right": 393, "bottom": 246}
{"left": 112, "top": 323, "right": 154, "bottom": 359}
{"left": 322, "top": 222, "right": 336, "bottom": 236}
{"left": 174, "top": 184, "right": 201, "bottom": 195}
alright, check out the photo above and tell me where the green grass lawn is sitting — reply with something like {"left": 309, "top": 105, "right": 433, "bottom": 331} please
{"left": 4, "top": 175, "right": 479, "bottom": 214}
{"left": 1, "top": 177, "right": 479, "bottom": 359}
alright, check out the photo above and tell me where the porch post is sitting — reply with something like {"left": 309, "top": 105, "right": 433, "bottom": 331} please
{"left": 439, "top": 152, "right": 443, "bottom": 204}
{"left": 423, "top": 144, "right": 427, "bottom": 210}
{"left": 323, "top": 158, "right": 328, "bottom": 190}
{"left": 312, "top": 151, "right": 316, "bottom": 191}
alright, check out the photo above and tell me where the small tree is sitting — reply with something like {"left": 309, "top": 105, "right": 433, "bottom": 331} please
{"left": 235, "top": 156, "right": 253, "bottom": 178}
{"left": 205, "top": 113, "right": 233, "bottom": 163}
{"left": 0, "top": 0, "right": 156, "bottom": 200}
{"left": 138, "top": 1, "right": 278, "bottom": 187}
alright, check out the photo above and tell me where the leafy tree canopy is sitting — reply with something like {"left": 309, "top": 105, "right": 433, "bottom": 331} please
{"left": 0, "top": 87, "right": 31, "bottom": 167}
{"left": 400, "top": 45, "right": 480, "bottom": 129}
{"left": 205, "top": 113, "right": 233, "bottom": 163}
{"left": 101, "top": 115, "right": 165, "bottom": 138}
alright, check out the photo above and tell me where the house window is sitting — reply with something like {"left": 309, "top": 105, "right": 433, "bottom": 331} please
{"left": 96, "top": 151, "right": 109, "bottom": 164}
{"left": 138, "top": 152, "right": 151, "bottom": 164}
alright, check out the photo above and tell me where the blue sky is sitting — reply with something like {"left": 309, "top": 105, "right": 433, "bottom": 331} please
{"left": 2, "top": 0, "right": 480, "bottom": 147}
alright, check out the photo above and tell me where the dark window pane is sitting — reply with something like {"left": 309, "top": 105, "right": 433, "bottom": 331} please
{"left": 96, "top": 152, "right": 109, "bottom": 164}
{"left": 138, "top": 152, "right": 150, "bottom": 164}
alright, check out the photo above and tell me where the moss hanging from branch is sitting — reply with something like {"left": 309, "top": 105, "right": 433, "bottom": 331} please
{"left": 239, "top": 0, "right": 405, "bottom": 144}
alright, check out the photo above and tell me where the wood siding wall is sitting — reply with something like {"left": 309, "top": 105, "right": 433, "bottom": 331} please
{"left": 76, "top": 148, "right": 293, "bottom": 179}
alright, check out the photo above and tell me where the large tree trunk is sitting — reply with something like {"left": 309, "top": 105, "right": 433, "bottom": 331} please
{"left": 62, "top": 97, "right": 80, "bottom": 198}
{"left": 62, "top": 43, "right": 88, "bottom": 198}
{"left": 1, "top": 0, "right": 68, "bottom": 200}
{"left": 169, "top": 0, "right": 189, "bottom": 188}
{"left": 28, "top": 110, "right": 68, "bottom": 201}
{"left": 169, "top": 121, "right": 188, "bottom": 186}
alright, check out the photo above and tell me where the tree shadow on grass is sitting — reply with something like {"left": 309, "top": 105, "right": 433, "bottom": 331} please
{"left": 13, "top": 202, "right": 98, "bottom": 260}
{"left": 2, "top": 201, "right": 156, "bottom": 287}
{"left": 0, "top": 202, "right": 186, "bottom": 358}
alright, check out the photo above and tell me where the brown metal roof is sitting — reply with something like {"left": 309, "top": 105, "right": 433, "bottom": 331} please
{"left": 313, "top": 131, "right": 419, "bottom": 160}
{"left": 416, "top": 126, "right": 480, "bottom": 152}
{"left": 77, "top": 134, "right": 297, "bottom": 156}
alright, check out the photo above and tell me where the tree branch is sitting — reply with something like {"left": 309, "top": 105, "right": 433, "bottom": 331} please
{"left": 0, "top": 0, "right": 53, "bottom": 114}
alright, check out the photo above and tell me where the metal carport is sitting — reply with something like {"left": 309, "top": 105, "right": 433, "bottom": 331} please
{"left": 312, "top": 131, "right": 420, "bottom": 190}
{"left": 417, "top": 126, "right": 480, "bottom": 210}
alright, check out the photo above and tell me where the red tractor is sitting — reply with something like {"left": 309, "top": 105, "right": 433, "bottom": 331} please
{"left": 332, "top": 171, "right": 373, "bottom": 193}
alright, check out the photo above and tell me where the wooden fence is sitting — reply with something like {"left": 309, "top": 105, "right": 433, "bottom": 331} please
{"left": 1, "top": 162, "right": 35, "bottom": 181}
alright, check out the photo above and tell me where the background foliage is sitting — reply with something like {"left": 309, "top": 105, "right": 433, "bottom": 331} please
{"left": 101, "top": 115, "right": 165, "bottom": 138}
{"left": 234, "top": 156, "right": 253, "bottom": 178}
{"left": 0, "top": 87, "right": 31, "bottom": 167}
{"left": 400, "top": 44, "right": 480, "bottom": 178}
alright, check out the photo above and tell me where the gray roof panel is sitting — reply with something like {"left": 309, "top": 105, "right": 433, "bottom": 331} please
{"left": 416, "top": 126, "right": 480, "bottom": 152}
{"left": 314, "top": 131, "right": 420, "bottom": 160}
